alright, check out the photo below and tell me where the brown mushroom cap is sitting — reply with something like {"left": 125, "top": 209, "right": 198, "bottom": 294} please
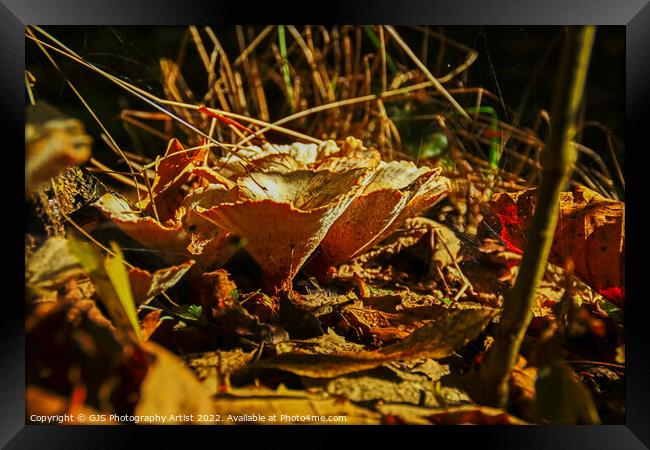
{"left": 315, "top": 161, "right": 451, "bottom": 269}
{"left": 197, "top": 168, "right": 373, "bottom": 293}
{"left": 95, "top": 192, "right": 235, "bottom": 270}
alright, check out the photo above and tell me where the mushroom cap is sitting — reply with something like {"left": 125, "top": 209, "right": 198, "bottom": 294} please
{"left": 197, "top": 168, "right": 373, "bottom": 292}
{"left": 317, "top": 161, "right": 451, "bottom": 266}
{"left": 216, "top": 140, "right": 339, "bottom": 179}
{"left": 95, "top": 191, "right": 235, "bottom": 270}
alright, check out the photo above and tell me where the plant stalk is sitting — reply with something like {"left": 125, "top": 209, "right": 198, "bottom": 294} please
{"left": 478, "top": 26, "right": 596, "bottom": 408}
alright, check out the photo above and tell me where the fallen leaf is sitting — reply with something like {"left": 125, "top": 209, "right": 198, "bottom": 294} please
{"left": 134, "top": 341, "right": 215, "bottom": 422}
{"left": 143, "top": 138, "right": 207, "bottom": 221}
{"left": 185, "top": 348, "right": 254, "bottom": 394}
{"left": 248, "top": 307, "right": 497, "bottom": 377}
{"left": 140, "top": 310, "right": 162, "bottom": 341}
{"left": 211, "top": 386, "right": 381, "bottom": 424}
{"left": 486, "top": 186, "right": 624, "bottom": 305}
{"left": 377, "top": 403, "right": 529, "bottom": 425}
{"left": 128, "top": 260, "right": 194, "bottom": 306}
{"left": 67, "top": 235, "right": 141, "bottom": 339}
{"left": 302, "top": 359, "right": 451, "bottom": 407}
{"left": 26, "top": 236, "right": 83, "bottom": 288}
{"left": 25, "top": 104, "right": 92, "bottom": 195}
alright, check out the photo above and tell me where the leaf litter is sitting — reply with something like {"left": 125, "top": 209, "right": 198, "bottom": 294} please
{"left": 25, "top": 26, "right": 625, "bottom": 425}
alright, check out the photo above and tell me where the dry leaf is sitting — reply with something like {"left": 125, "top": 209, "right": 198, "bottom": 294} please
{"left": 140, "top": 309, "right": 162, "bottom": 341}
{"left": 212, "top": 386, "right": 380, "bottom": 424}
{"left": 134, "top": 341, "right": 215, "bottom": 422}
{"left": 26, "top": 236, "right": 83, "bottom": 288}
{"left": 26, "top": 105, "right": 92, "bottom": 194}
{"left": 185, "top": 349, "right": 254, "bottom": 394}
{"left": 142, "top": 138, "right": 207, "bottom": 221}
{"left": 302, "top": 359, "right": 451, "bottom": 407}
{"left": 487, "top": 185, "right": 624, "bottom": 305}
{"left": 128, "top": 260, "right": 195, "bottom": 306}
{"left": 248, "top": 307, "right": 497, "bottom": 377}
{"left": 377, "top": 403, "right": 528, "bottom": 425}
{"left": 67, "top": 235, "right": 141, "bottom": 339}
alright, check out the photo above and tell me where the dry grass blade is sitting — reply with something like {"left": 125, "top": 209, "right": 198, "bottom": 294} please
{"left": 384, "top": 26, "right": 470, "bottom": 121}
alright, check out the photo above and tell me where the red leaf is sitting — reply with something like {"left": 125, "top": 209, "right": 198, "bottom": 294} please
{"left": 495, "top": 202, "right": 524, "bottom": 255}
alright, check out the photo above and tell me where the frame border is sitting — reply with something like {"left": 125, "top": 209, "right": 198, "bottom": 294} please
{"left": 6, "top": 1, "right": 649, "bottom": 448}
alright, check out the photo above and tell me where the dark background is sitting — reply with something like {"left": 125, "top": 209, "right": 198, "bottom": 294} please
{"left": 26, "top": 26, "right": 625, "bottom": 176}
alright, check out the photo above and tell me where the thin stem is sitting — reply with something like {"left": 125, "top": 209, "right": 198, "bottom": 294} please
{"left": 478, "top": 26, "right": 596, "bottom": 408}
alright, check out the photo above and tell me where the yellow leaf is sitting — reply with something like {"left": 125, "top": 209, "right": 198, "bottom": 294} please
{"left": 67, "top": 233, "right": 141, "bottom": 339}
{"left": 104, "top": 242, "right": 142, "bottom": 340}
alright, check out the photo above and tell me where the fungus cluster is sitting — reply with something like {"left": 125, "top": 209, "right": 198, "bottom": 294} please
{"left": 97, "top": 137, "right": 451, "bottom": 294}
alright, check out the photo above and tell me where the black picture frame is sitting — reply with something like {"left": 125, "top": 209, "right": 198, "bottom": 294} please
{"left": 5, "top": 1, "right": 649, "bottom": 448}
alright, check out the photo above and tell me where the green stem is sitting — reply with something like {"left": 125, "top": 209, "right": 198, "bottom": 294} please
{"left": 277, "top": 25, "right": 294, "bottom": 108}
{"left": 478, "top": 26, "right": 596, "bottom": 408}
{"left": 363, "top": 26, "right": 398, "bottom": 74}
{"left": 466, "top": 106, "right": 501, "bottom": 168}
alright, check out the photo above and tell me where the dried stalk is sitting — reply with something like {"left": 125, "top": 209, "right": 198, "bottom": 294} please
{"left": 478, "top": 26, "right": 596, "bottom": 408}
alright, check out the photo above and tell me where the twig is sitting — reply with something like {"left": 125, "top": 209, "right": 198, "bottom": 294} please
{"left": 478, "top": 26, "right": 596, "bottom": 408}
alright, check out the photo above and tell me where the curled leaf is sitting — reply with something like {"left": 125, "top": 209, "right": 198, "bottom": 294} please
{"left": 486, "top": 185, "right": 624, "bottom": 304}
{"left": 142, "top": 138, "right": 207, "bottom": 221}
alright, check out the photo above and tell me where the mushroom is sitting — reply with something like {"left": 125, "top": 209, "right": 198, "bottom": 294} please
{"left": 305, "top": 161, "right": 451, "bottom": 281}
{"left": 197, "top": 168, "right": 373, "bottom": 293}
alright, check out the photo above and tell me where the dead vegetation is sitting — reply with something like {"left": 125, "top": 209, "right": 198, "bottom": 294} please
{"left": 25, "top": 25, "right": 624, "bottom": 425}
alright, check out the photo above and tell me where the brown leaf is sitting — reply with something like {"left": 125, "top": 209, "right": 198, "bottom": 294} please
{"left": 485, "top": 185, "right": 624, "bottom": 305}
{"left": 302, "top": 359, "right": 452, "bottom": 407}
{"left": 250, "top": 307, "right": 497, "bottom": 377}
{"left": 140, "top": 310, "right": 162, "bottom": 341}
{"left": 377, "top": 403, "right": 529, "bottom": 425}
{"left": 145, "top": 138, "right": 207, "bottom": 221}
{"left": 26, "top": 236, "right": 84, "bottom": 288}
{"left": 25, "top": 108, "right": 92, "bottom": 195}
{"left": 211, "top": 386, "right": 381, "bottom": 424}
{"left": 185, "top": 349, "right": 254, "bottom": 395}
{"left": 134, "top": 341, "right": 215, "bottom": 422}
{"left": 128, "top": 260, "right": 195, "bottom": 305}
